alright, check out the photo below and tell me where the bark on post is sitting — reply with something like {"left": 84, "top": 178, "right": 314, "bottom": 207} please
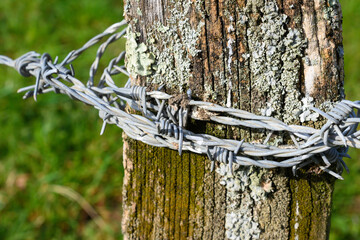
{"left": 122, "top": 0, "right": 344, "bottom": 239}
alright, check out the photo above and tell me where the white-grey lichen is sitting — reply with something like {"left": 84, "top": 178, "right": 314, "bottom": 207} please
{"left": 124, "top": 0, "right": 131, "bottom": 15}
{"left": 214, "top": 3, "right": 308, "bottom": 239}
{"left": 226, "top": 17, "right": 235, "bottom": 108}
{"left": 194, "top": 0, "right": 206, "bottom": 19}
{"left": 324, "top": 0, "right": 342, "bottom": 30}
{"left": 238, "top": 12, "right": 248, "bottom": 25}
{"left": 125, "top": 28, "right": 155, "bottom": 77}
{"left": 225, "top": 209, "right": 261, "bottom": 240}
{"left": 144, "top": 0, "right": 204, "bottom": 91}
{"left": 299, "top": 97, "right": 319, "bottom": 122}
{"left": 217, "top": 164, "right": 270, "bottom": 240}
{"left": 136, "top": 7, "right": 142, "bottom": 16}
{"left": 294, "top": 200, "right": 300, "bottom": 240}
{"left": 246, "top": 0, "right": 307, "bottom": 123}
{"left": 298, "top": 97, "right": 337, "bottom": 123}
{"left": 303, "top": 55, "right": 319, "bottom": 66}
{"left": 260, "top": 102, "right": 274, "bottom": 117}
{"left": 204, "top": 82, "right": 218, "bottom": 101}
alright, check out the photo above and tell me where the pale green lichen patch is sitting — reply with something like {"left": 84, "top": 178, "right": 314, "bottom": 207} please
{"left": 245, "top": 0, "right": 307, "bottom": 123}
{"left": 144, "top": 0, "right": 204, "bottom": 91}
{"left": 217, "top": 164, "right": 270, "bottom": 240}
{"left": 125, "top": 28, "right": 155, "bottom": 77}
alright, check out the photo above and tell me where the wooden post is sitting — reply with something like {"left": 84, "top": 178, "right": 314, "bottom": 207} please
{"left": 122, "top": 0, "right": 344, "bottom": 239}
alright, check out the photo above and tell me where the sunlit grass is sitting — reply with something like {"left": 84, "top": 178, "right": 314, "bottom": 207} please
{"left": 0, "top": 1, "right": 125, "bottom": 239}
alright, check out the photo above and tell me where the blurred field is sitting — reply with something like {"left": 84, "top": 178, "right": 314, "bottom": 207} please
{"left": 0, "top": 0, "right": 125, "bottom": 239}
{"left": 0, "top": 0, "right": 359, "bottom": 239}
{"left": 330, "top": 1, "right": 360, "bottom": 239}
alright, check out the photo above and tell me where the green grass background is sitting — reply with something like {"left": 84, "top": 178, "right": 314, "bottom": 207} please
{"left": 0, "top": 0, "right": 359, "bottom": 239}
{"left": 330, "top": 1, "right": 360, "bottom": 239}
{"left": 0, "top": 1, "right": 125, "bottom": 239}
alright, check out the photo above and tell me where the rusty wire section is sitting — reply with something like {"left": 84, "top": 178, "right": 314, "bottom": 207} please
{"left": 1, "top": 20, "right": 360, "bottom": 180}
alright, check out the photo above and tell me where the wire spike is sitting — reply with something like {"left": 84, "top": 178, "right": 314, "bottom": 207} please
{"left": 33, "top": 70, "right": 41, "bottom": 101}
{"left": 60, "top": 50, "right": 75, "bottom": 66}
{"left": 70, "top": 64, "right": 75, "bottom": 76}
{"left": 292, "top": 166, "right": 297, "bottom": 177}
{"left": 156, "top": 100, "right": 166, "bottom": 121}
{"left": 235, "top": 139, "right": 245, "bottom": 155}
{"left": 263, "top": 131, "right": 273, "bottom": 145}
{"left": 320, "top": 166, "right": 344, "bottom": 180}
{"left": 211, "top": 161, "right": 215, "bottom": 172}
{"left": 229, "top": 151, "right": 234, "bottom": 176}
{"left": 339, "top": 153, "right": 351, "bottom": 159}
{"left": 334, "top": 125, "right": 347, "bottom": 147}
{"left": 178, "top": 108, "right": 183, "bottom": 156}
{"left": 290, "top": 133, "right": 300, "bottom": 149}
{"left": 320, "top": 153, "right": 331, "bottom": 168}
{"left": 206, "top": 147, "right": 213, "bottom": 161}
{"left": 157, "top": 85, "right": 165, "bottom": 91}
{"left": 323, "top": 128, "right": 330, "bottom": 147}
{"left": 339, "top": 159, "right": 350, "bottom": 174}
{"left": 100, "top": 121, "right": 107, "bottom": 135}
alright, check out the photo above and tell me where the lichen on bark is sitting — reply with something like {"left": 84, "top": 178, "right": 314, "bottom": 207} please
{"left": 122, "top": 0, "right": 344, "bottom": 239}
{"left": 143, "top": 0, "right": 204, "bottom": 91}
{"left": 125, "top": 27, "right": 155, "bottom": 77}
{"left": 217, "top": 165, "right": 269, "bottom": 240}
{"left": 246, "top": 0, "right": 307, "bottom": 123}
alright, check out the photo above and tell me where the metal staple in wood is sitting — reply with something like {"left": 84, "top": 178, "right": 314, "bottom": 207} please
{"left": 1, "top": 20, "right": 360, "bottom": 180}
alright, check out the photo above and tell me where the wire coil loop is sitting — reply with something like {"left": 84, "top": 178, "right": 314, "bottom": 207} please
{"left": 2, "top": 20, "right": 360, "bottom": 180}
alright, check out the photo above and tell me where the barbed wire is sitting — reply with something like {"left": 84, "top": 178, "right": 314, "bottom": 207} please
{"left": 1, "top": 20, "right": 360, "bottom": 180}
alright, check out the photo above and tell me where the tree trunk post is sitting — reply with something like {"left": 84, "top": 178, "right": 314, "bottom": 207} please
{"left": 122, "top": 0, "right": 344, "bottom": 239}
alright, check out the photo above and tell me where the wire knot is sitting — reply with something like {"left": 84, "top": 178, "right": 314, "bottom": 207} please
{"left": 15, "top": 53, "right": 76, "bottom": 100}
{"left": 130, "top": 85, "right": 147, "bottom": 113}
{"left": 207, "top": 146, "right": 235, "bottom": 174}
{"left": 318, "top": 147, "right": 350, "bottom": 179}
{"left": 325, "top": 101, "right": 353, "bottom": 124}
{"left": 311, "top": 100, "right": 356, "bottom": 147}
{"left": 156, "top": 114, "right": 184, "bottom": 155}
{"left": 14, "top": 51, "right": 40, "bottom": 77}
{"left": 158, "top": 117, "right": 180, "bottom": 139}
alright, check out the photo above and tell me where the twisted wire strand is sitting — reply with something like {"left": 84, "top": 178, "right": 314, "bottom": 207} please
{"left": 1, "top": 21, "right": 360, "bottom": 180}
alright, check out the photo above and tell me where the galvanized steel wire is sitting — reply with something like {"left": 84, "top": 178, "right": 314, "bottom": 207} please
{"left": 1, "top": 20, "right": 360, "bottom": 180}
